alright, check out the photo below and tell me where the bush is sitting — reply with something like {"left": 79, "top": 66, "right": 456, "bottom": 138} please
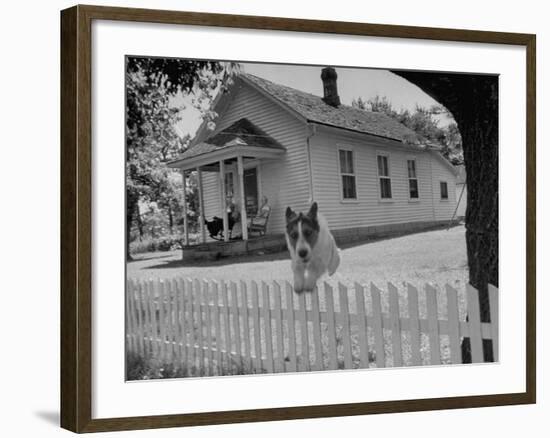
{"left": 129, "top": 235, "right": 183, "bottom": 255}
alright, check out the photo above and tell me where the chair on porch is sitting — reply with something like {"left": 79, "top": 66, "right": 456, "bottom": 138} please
{"left": 247, "top": 196, "right": 271, "bottom": 237}
{"left": 248, "top": 212, "right": 270, "bottom": 237}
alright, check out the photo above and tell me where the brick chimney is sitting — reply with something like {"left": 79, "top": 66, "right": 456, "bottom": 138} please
{"left": 321, "top": 67, "right": 341, "bottom": 107}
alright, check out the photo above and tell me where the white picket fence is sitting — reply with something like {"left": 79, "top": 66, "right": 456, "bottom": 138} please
{"left": 126, "top": 278, "right": 498, "bottom": 376}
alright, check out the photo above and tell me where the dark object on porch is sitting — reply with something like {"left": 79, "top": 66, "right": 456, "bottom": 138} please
{"left": 204, "top": 215, "right": 236, "bottom": 240}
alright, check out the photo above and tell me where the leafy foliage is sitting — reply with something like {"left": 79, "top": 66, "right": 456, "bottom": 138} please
{"left": 125, "top": 57, "right": 239, "bottom": 258}
{"left": 352, "top": 95, "right": 463, "bottom": 164}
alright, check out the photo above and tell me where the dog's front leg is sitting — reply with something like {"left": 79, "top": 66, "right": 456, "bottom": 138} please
{"left": 292, "top": 261, "right": 306, "bottom": 293}
{"left": 303, "top": 265, "right": 321, "bottom": 292}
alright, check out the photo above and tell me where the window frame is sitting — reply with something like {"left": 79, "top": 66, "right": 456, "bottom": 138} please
{"left": 406, "top": 157, "right": 420, "bottom": 201}
{"left": 337, "top": 146, "right": 358, "bottom": 202}
{"left": 376, "top": 151, "right": 393, "bottom": 202}
{"left": 440, "top": 180, "right": 449, "bottom": 201}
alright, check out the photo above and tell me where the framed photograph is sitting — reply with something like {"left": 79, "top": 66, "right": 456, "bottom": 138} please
{"left": 60, "top": 4, "right": 536, "bottom": 433}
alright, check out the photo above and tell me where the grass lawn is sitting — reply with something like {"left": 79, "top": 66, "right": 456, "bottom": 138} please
{"left": 127, "top": 224, "right": 468, "bottom": 290}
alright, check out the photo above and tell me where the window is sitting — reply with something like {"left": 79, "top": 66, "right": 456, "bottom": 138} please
{"left": 407, "top": 159, "right": 419, "bottom": 199}
{"left": 377, "top": 154, "right": 392, "bottom": 199}
{"left": 338, "top": 149, "right": 357, "bottom": 200}
{"left": 440, "top": 181, "right": 449, "bottom": 200}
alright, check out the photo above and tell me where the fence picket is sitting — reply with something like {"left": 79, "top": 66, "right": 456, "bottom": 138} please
{"left": 339, "top": 283, "right": 353, "bottom": 369}
{"left": 126, "top": 280, "right": 136, "bottom": 353}
{"left": 310, "top": 286, "right": 323, "bottom": 371}
{"left": 354, "top": 283, "right": 369, "bottom": 368}
{"left": 273, "top": 282, "right": 286, "bottom": 373}
{"left": 230, "top": 282, "right": 242, "bottom": 370}
{"left": 142, "top": 281, "right": 152, "bottom": 356}
{"left": 204, "top": 280, "right": 213, "bottom": 376}
{"left": 171, "top": 279, "right": 180, "bottom": 366}
{"left": 426, "top": 284, "right": 441, "bottom": 365}
{"left": 158, "top": 280, "right": 167, "bottom": 362}
{"left": 193, "top": 279, "right": 205, "bottom": 373}
{"left": 166, "top": 280, "right": 175, "bottom": 362}
{"left": 136, "top": 281, "right": 146, "bottom": 356}
{"left": 251, "top": 281, "right": 262, "bottom": 372}
{"left": 262, "top": 282, "right": 275, "bottom": 373}
{"left": 149, "top": 279, "right": 159, "bottom": 358}
{"left": 445, "top": 284, "right": 461, "bottom": 364}
{"left": 221, "top": 281, "right": 232, "bottom": 369}
{"left": 488, "top": 284, "right": 499, "bottom": 362}
{"left": 284, "top": 281, "right": 298, "bottom": 372}
{"left": 467, "top": 284, "right": 484, "bottom": 363}
{"left": 407, "top": 283, "right": 422, "bottom": 366}
{"left": 297, "top": 289, "right": 310, "bottom": 371}
{"left": 388, "top": 283, "right": 403, "bottom": 367}
{"left": 324, "top": 283, "right": 338, "bottom": 370}
{"left": 240, "top": 281, "right": 253, "bottom": 372}
{"left": 186, "top": 278, "right": 196, "bottom": 373}
{"left": 370, "top": 283, "right": 386, "bottom": 368}
{"left": 212, "top": 281, "right": 222, "bottom": 375}
{"left": 175, "top": 278, "right": 185, "bottom": 367}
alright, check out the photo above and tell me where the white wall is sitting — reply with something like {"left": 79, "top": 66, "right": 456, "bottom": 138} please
{"left": 0, "top": 1, "right": 546, "bottom": 438}
{"left": 310, "top": 126, "right": 457, "bottom": 229}
{"left": 200, "top": 81, "right": 309, "bottom": 234}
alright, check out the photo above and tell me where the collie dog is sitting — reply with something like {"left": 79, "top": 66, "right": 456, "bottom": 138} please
{"left": 285, "top": 202, "right": 340, "bottom": 293}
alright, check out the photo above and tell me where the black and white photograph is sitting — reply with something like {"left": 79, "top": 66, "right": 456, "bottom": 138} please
{"left": 125, "top": 58, "right": 499, "bottom": 380}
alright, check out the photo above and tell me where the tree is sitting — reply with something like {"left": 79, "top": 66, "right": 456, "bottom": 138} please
{"left": 352, "top": 95, "right": 463, "bottom": 164}
{"left": 126, "top": 58, "right": 238, "bottom": 259}
{"left": 393, "top": 71, "right": 498, "bottom": 362}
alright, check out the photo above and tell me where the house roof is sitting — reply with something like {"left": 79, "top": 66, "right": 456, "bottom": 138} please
{"left": 175, "top": 118, "right": 284, "bottom": 161}
{"left": 241, "top": 73, "right": 420, "bottom": 143}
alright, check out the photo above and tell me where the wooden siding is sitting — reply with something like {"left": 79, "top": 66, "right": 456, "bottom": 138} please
{"left": 309, "top": 127, "right": 457, "bottom": 230}
{"left": 199, "top": 81, "right": 310, "bottom": 234}
{"left": 202, "top": 171, "right": 222, "bottom": 221}
{"left": 430, "top": 153, "right": 458, "bottom": 221}
{"left": 455, "top": 183, "right": 467, "bottom": 218}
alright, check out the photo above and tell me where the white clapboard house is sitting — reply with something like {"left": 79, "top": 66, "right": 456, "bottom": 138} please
{"left": 168, "top": 67, "right": 457, "bottom": 253}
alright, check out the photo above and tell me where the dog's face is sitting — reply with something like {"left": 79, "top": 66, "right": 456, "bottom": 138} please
{"left": 285, "top": 202, "right": 320, "bottom": 263}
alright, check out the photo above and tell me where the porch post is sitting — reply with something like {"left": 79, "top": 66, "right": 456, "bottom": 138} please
{"left": 237, "top": 155, "right": 248, "bottom": 241}
{"left": 181, "top": 169, "right": 189, "bottom": 246}
{"left": 197, "top": 167, "right": 206, "bottom": 243}
{"left": 219, "top": 160, "right": 229, "bottom": 242}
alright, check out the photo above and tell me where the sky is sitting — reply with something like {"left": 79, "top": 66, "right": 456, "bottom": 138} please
{"left": 174, "top": 62, "right": 449, "bottom": 139}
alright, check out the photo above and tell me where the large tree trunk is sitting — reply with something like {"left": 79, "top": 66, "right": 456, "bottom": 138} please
{"left": 393, "top": 72, "right": 498, "bottom": 362}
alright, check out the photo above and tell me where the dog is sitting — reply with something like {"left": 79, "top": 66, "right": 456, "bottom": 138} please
{"left": 285, "top": 202, "right": 340, "bottom": 293}
{"left": 204, "top": 215, "right": 236, "bottom": 240}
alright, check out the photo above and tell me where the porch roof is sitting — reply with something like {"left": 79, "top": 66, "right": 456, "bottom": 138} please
{"left": 167, "top": 118, "right": 285, "bottom": 170}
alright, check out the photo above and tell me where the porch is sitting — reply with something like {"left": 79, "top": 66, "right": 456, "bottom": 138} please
{"left": 167, "top": 118, "right": 285, "bottom": 248}
{"left": 181, "top": 233, "right": 287, "bottom": 261}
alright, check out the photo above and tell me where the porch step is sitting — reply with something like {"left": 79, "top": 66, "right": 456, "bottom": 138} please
{"left": 182, "top": 234, "right": 287, "bottom": 261}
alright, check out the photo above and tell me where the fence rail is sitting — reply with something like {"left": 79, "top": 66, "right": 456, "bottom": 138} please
{"left": 126, "top": 278, "right": 498, "bottom": 377}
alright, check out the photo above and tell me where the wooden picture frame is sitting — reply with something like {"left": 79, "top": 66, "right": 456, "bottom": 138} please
{"left": 60, "top": 4, "right": 536, "bottom": 433}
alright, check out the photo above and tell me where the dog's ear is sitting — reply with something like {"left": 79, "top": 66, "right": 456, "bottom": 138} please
{"left": 286, "top": 206, "right": 296, "bottom": 222}
{"left": 307, "top": 202, "right": 318, "bottom": 221}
